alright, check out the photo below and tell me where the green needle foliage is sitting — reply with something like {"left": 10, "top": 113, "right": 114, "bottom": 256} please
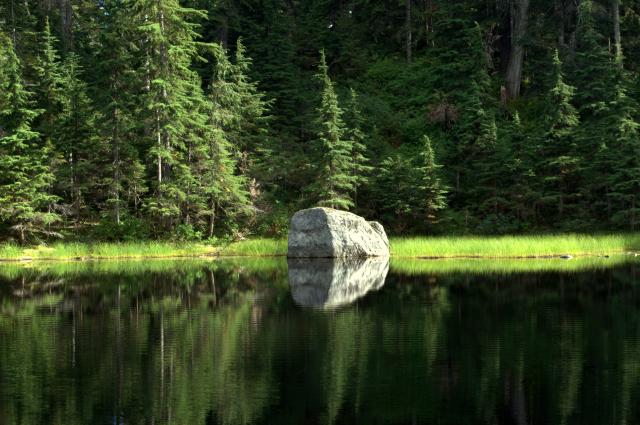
{"left": 0, "top": 33, "right": 59, "bottom": 243}
{"left": 3, "top": 0, "right": 640, "bottom": 240}
{"left": 308, "top": 50, "right": 355, "bottom": 210}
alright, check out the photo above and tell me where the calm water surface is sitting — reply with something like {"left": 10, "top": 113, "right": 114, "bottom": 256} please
{"left": 1, "top": 257, "right": 640, "bottom": 424}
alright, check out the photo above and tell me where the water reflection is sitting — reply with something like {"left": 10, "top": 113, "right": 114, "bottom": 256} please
{"left": 0, "top": 260, "right": 639, "bottom": 424}
{"left": 287, "top": 257, "right": 389, "bottom": 308}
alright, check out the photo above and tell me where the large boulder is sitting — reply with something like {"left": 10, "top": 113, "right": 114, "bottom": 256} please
{"left": 288, "top": 257, "right": 389, "bottom": 308}
{"left": 287, "top": 207, "right": 389, "bottom": 258}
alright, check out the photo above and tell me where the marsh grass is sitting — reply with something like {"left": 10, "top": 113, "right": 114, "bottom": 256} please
{"left": 0, "top": 242, "right": 217, "bottom": 261}
{"left": 1, "top": 233, "right": 639, "bottom": 262}
{"left": 389, "top": 234, "right": 640, "bottom": 258}
{"left": 220, "top": 238, "right": 288, "bottom": 257}
{"left": 390, "top": 255, "right": 635, "bottom": 275}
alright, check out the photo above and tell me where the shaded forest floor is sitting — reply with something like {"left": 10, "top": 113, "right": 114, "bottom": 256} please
{"left": 0, "top": 234, "right": 639, "bottom": 262}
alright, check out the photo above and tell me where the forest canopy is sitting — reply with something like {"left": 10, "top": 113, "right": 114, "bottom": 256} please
{"left": 1, "top": 0, "right": 639, "bottom": 242}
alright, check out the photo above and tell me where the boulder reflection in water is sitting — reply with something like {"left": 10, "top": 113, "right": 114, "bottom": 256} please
{"left": 287, "top": 257, "right": 389, "bottom": 308}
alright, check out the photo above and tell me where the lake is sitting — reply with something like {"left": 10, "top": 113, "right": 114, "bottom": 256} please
{"left": 0, "top": 257, "right": 639, "bottom": 424}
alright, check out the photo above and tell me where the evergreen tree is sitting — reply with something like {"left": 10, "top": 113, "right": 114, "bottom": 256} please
{"left": 94, "top": 0, "right": 147, "bottom": 224}
{"left": 572, "top": 0, "right": 630, "bottom": 224}
{"left": 307, "top": 50, "right": 355, "bottom": 210}
{"left": 535, "top": 49, "right": 581, "bottom": 225}
{"left": 502, "top": 112, "right": 537, "bottom": 227}
{"left": 343, "top": 88, "right": 372, "bottom": 202}
{"left": 442, "top": 21, "right": 498, "bottom": 225}
{"left": 131, "top": 0, "right": 209, "bottom": 229}
{"left": 415, "top": 135, "right": 448, "bottom": 227}
{"left": 0, "top": 33, "right": 59, "bottom": 242}
{"left": 199, "top": 48, "right": 252, "bottom": 237}
{"left": 603, "top": 60, "right": 640, "bottom": 229}
{"left": 375, "top": 137, "right": 447, "bottom": 233}
{"left": 55, "top": 53, "right": 103, "bottom": 222}
{"left": 32, "top": 18, "right": 65, "bottom": 146}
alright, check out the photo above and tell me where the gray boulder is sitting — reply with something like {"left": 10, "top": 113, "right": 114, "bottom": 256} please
{"left": 288, "top": 257, "right": 389, "bottom": 308}
{"left": 287, "top": 207, "right": 389, "bottom": 258}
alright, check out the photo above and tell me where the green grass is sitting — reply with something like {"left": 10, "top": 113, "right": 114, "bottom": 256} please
{"left": 220, "top": 238, "right": 288, "bottom": 256}
{"left": 1, "top": 233, "right": 640, "bottom": 262}
{"left": 390, "top": 255, "right": 636, "bottom": 275}
{"left": 0, "top": 241, "right": 217, "bottom": 261}
{"left": 389, "top": 234, "right": 640, "bottom": 258}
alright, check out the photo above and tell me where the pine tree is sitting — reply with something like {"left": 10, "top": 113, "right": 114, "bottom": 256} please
{"left": 375, "top": 137, "right": 447, "bottom": 233}
{"left": 375, "top": 153, "right": 417, "bottom": 232}
{"left": 55, "top": 53, "right": 103, "bottom": 222}
{"left": 307, "top": 50, "right": 355, "bottom": 210}
{"left": 415, "top": 135, "right": 448, "bottom": 227}
{"left": 32, "top": 18, "right": 65, "bottom": 146}
{"left": 94, "top": 0, "right": 147, "bottom": 224}
{"left": 131, "top": 0, "right": 210, "bottom": 229}
{"left": 603, "top": 59, "right": 640, "bottom": 229}
{"left": 0, "top": 33, "right": 59, "bottom": 242}
{"left": 199, "top": 50, "right": 252, "bottom": 238}
{"left": 572, "top": 0, "right": 628, "bottom": 224}
{"left": 503, "top": 112, "right": 537, "bottom": 226}
{"left": 432, "top": 11, "right": 499, "bottom": 225}
{"left": 343, "top": 88, "right": 372, "bottom": 202}
{"left": 536, "top": 49, "right": 580, "bottom": 225}
{"left": 231, "top": 38, "right": 271, "bottom": 162}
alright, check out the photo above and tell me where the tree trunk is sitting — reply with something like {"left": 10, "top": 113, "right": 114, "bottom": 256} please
{"left": 613, "top": 0, "right": 622, "bottom": 66}
{"left": 112, "top": 105, "right": 121, "bottom": 225}
{"left": 505, "top": 0, "right": 530, "bottom": 99}
{"left": 208, "top": 200, "right": 216, "bottom": 239}
{"left": 405, "top": 0, "right": 412, "bottom": 63}
{"left": 631, "top": 195, "right": 636, "bottom": 231}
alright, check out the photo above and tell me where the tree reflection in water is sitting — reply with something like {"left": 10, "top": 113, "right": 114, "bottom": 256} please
{"left": 0, "top": 259, "right": 639, "bottom": 424}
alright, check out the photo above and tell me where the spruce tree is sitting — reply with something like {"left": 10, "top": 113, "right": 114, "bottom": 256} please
{"left": 131, "top": 0, "right": 210, "bottom": 229}
{"left": 503, "top": 112, "right": 537, "bottom": 226}
{"left": 536, "top": 49, "right": 580, "bottom": 225}
{"left": 603, "top": 60, "right": 640, "bottom": 229}
{"left": 375, "top": 137, "right": 447, "bottom": 232}
{"left": 0, "top": 33, "right": 59, "bottom": 242}
{"left": 415, "top": 135, "right": 448, "bottom": 227}
{"left": 54, "top": 53, "right": 104, "bottom": 222}
{"left": 307, "top": 50, "right": 355, "bottom": 210}
{"left": 32, "top": 18, "right": 65, "bottom": 146}
{"left": 199, "top": 49, "right": 252, "bottom": 238}
{"left": 94, "top": 0, "right": 147, "bottom": 225}
{"left": 572, "top": 0, "right": 629, "bottom": 224}
{"left": 343, "top": 88, "right": 372, "bottom": 202}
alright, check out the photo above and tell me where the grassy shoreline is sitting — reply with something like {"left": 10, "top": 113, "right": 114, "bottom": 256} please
{"left": 0, "top": 234, "right": 639, "bottom": 262}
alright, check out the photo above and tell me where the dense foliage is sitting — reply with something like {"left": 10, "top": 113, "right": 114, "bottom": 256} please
{"left": 1, "top": 0, "right": 640, "bottom": 241}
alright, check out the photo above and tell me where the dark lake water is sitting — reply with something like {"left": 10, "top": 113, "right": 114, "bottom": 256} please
{"left": 1, "top": 257, "right": 640, "bottom": 425}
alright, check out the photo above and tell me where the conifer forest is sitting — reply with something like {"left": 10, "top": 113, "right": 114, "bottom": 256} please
{"left": 2, "top": 0, "right": 640, "bottom": 243}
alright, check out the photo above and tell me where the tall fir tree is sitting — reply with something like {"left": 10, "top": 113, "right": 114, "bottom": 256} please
{"left": 343, "top": 88, "right": 372, "bottom": 204}
{"left": 95, "top": 0, "right": 147, "bottom": 224}
{"left": 0, "top": 33, "right": 59, "bottom": 242}
{"left": 131, "top": 0, "right": 210, "bottom": 229}
{"left": 307, "top": 50, "right": 355, "bottom": 210}
{"left": 199, "top": 46, "right": 252, "bottom": 237}
{"left": 375, "top": 137, "right": 447, "bottom": 233}
{"left": 603, "top": 57, "right": 640, "bottom": 229}
{"left": 415, "top": 135, "right": 448, "bottom": 228}
{"left": 536, "top": 49, "right": 581, "bottom": 226}
{"left": 32, "top": 18, "right": 65, "bottom": 147}
{"left": 571, "top": 0, "right": 634, "bottom": 225}
{"left": 55, "top": 53, "right": 103, "bottom": 222}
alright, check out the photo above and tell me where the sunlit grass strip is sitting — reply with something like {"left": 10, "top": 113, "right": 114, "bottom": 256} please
{"left": 1, "top": 233, "right": 640, "bottom": 262}
{"left": 390, "top": 255, "right": 636, "bottom": 275}
{"left": 0, "top": 242, "right": 217, "bottom": 261}
{"left": 390, "top": 234, "right": 640, "bottom": 258}
{"left": 219, "top": 238, "right": 288, "bottom": 257}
